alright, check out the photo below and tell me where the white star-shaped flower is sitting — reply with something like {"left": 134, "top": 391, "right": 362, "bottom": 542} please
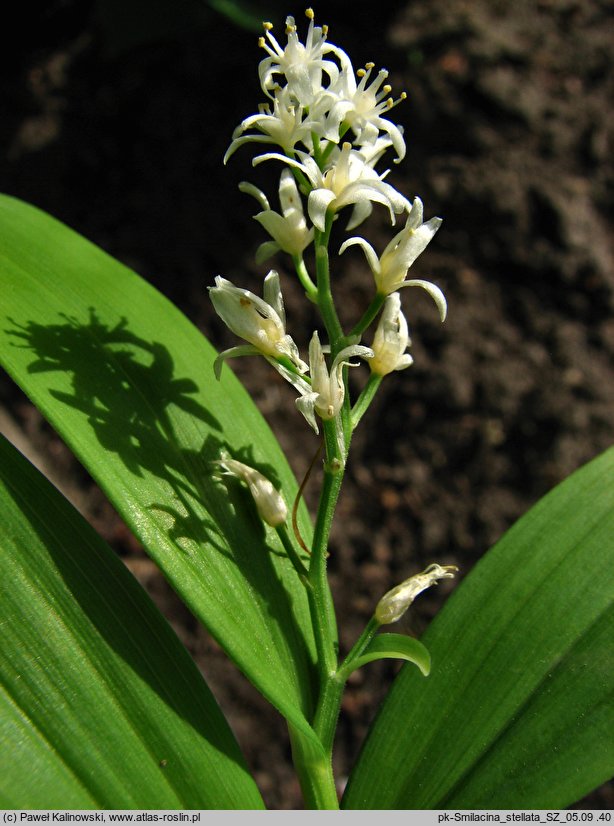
{"left": 224, "top": 86, "right": 318, "bottom": 165}
{"left": 254, "top": 141, "right": 409, "bottom": 232}
{"left": 326, "top": 63, "right": 407, "bottom": 162}
{"left": 258, "top": 10, "right": 351, "bottom": 106}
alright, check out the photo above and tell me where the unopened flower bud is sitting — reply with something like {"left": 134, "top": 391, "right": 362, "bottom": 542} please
{"left": 208, "top": 272, "right": 307, "bottom": 376}
{"left": 213, "top": 452, "right": 288, "bottom": 527}
{"left": 370, "top": 292, "right": 413, "bottom": 375}
{"left": 375, "top": 563, "right": 458, "bottom": 625}
{"left": 208, "top": 272, "right": 285, "bottom": 359}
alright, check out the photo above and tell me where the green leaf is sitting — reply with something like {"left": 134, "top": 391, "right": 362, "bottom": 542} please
{"left": 206, "top": 0, "right": 273, "bottom": 31}
{"left": 0, "top": 194, "right": 319, "bottom": 747}
{"left": 343, "top": 447, "right": 614, "bottom": 809}
{"left": 340, "top": 634, "right": 431, "bottom": 679}
{"left": 0, "top": 434, "right": 264, "bottom": 809}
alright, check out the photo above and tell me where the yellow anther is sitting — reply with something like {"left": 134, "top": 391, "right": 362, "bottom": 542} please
{"left": 383, "top": 84, "right": 392, "bottom": 94}
{"left": 357, "top": 68, "right": 366, "bottom": 77}
{"left": 385, "top": 91, "right": 407, "bottom": 109}
{"left": 258, "top": 36, "right": 266, "bottom": 48}
{"left": 305, "top": 7, "right": 314, "bottom": 19}
{"left": 366, "top": 62, "right": 375, "bottom": 70}
{"left": 262, "top": 21, "right": 273, "bottom": 30}
{"left": 322, "top": 24, "right": 328, "bottom": 35}
{"left": 286, "top": 23, "right": 297, "bottom": 34}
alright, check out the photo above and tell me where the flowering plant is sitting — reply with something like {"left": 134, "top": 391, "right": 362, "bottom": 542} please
{"left": 0, "top": 9, "right": 611, "bottom": 811}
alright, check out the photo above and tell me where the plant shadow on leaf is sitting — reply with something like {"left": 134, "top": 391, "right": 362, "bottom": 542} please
{"left": 5, "top": 308, "right": 317, "bottom": 717}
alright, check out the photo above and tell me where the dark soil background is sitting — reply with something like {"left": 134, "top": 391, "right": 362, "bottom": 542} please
{"left": 1, "top": 0, "right": 613, "bottom": 810}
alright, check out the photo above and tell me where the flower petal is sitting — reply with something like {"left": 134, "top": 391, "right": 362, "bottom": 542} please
{"left": 400, "top": 279, "right": 448, "bottom": 322}
{"left": 262, "top": 270, "right": 285, "bottom": 326}
{"left": 307, "top": 188, "right": 337, "bottom": 232}
{"left": 339, "top": 236, "right": 381, "bottom": 278}
{"left": 213, "top": 345, "right": 261, "bottom": 379}
{"left": 295, "top": 392, "right": 320, "bottom": 433}
{"left": 345, "top": 199, "right": 373, "bottom": 231}
{"left": 255, "top": 240, "right": 281, "bottom": 265}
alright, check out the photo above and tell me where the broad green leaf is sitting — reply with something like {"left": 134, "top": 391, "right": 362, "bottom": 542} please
{"left": 0, "top": 194, "right": 319, "bottom": 747}
{"left": 0, "top": 434, "right": 264, "bottom": 809}
{"left": 343, "top": 447, "right": 614, "bottom": 809}
{"left": 340, "top": 634, "right": 431, "bottom": 680}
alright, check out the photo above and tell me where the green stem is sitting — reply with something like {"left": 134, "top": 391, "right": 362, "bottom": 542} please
{"left": 304, "top": 418, "right": 346, "bottom": 762}
{"left": 351, "top": 372, "right": 383, "bottom": 430}
{"left": 308, "top": 420, "right": 343, "bottom": 682}
{"left": 276, "top": 523, "right": 310, "bottom": 582}
{"left": 337, "top": 616, "right": 380, "bottom": 681}
{"left": 293, "top": 255, "right": 318, "bottom": 303}
{"left": 312, "top": 616, "right": 382, "bottom": 754}
{"left": 349, "top": 292, "right": 386, "bottom": 341}
{"left": 315, "top": 218, "right": 344, "bottom": 346}
{"left": 295, "top": 204, "right": 353, "bottom": 803}
{"left": 313, "top": 617, "right": 381, "bottom": 754}
{"left": 288, "top": 724, "right": 339, "bottom": 809}
{"left": 311, "top": 132, "right": 324, "bottom": 169}
{"left": 312, "top": 675, "right": 344, "bottom": 755}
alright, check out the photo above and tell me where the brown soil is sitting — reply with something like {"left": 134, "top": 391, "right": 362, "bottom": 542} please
{"left": 1, "top": 0, "right": 613, "bottom": 809}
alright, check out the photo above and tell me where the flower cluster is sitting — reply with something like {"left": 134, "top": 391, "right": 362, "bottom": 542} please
{"left": 210, "top": 8, "right": 448, "bottom": 472}
{"left": 225, "top": 9, "right": 415, "bottom": 234}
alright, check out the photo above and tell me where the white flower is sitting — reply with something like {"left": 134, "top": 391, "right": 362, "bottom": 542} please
{"left": 375, "top": 564, "right": 458, "bottom": 625}
{"left": 224, "top": 86, "right": 316, "bottom": 165}
{"left": 258, "top": 9, "right": 351, "bottom": 106}
{"left": 370, "top": 293, "right": 413, "bottom": 375}
{"left": 208, "top": 271, "right": 308, "bottom": 376}
{"left": 254, "top": 142, "right": 410, "bottom": 232}
{"left": 339, "top": 196, "right": 447, "bottom": 319}
{"left": 278, "top": 331, "right": 373, "bottom": 433}
{"left": 213, "top": 451, "right": 287, "bottom": 527}
{"left": 326, "top": 63, "right": 407, "bottom": 162}
{"left": 244, "top": 169, "right": 314, "bottom": 263}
